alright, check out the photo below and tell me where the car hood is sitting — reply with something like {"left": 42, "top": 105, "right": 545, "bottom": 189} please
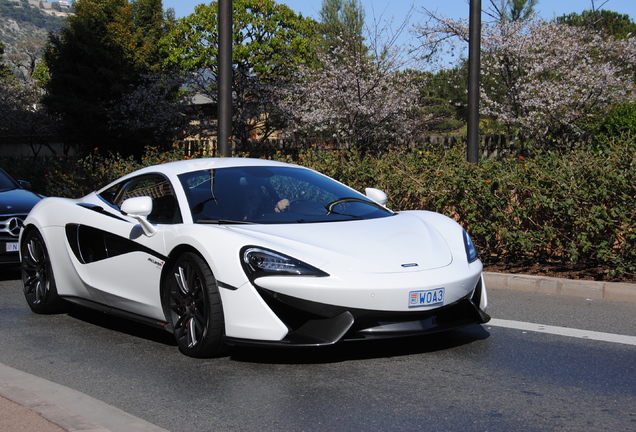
{"left": 0, "top": 188, "right": 43, "bottom": 215}
{"left": 230, "top": 212, "right": 453, "bottom": 273}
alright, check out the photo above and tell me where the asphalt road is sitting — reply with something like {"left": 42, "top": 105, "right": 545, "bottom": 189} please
{"left": 1, "top": 267, "right": 635, "bottom": 432}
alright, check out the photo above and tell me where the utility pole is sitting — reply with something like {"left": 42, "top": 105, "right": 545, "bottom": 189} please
{"left": 217, "top": 0, "right": 233, "bottom": 157}
{"left": 467, "top": 0, "right": 481, "bottom": 164}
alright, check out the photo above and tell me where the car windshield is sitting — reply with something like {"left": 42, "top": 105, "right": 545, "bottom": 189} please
{"left": 0, "top": 169, "right": 19, "bottom": 192}
{"left": 178, "top": 166, "right": 393, "bottom": 224}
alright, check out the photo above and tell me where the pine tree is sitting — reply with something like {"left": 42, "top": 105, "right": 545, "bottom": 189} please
{"left": 319, "top": 0, "right": 367, "bottom": 60}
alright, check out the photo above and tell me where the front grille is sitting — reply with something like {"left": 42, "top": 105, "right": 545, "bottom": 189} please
{"left": 0, "top": 215, "right": 26, "bottom": 238}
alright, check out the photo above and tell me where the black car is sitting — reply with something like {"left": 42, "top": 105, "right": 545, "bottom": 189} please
{"left": 0, "top": 168, "right": 43, "bottom": 265}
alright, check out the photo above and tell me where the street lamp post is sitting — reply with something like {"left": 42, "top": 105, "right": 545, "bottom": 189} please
{"left": 217, "top": 0, "right": 233, "bottom": 157}
{"left": 467, "top": 0, "right": 481, "bottom": 164}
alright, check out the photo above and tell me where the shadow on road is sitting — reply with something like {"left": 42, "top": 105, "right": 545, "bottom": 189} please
{"left": 63, "top": 303, "right": 490, "bottom": 364}
{"left": 0, "top": 265, "right": 21, "bottom": 281}
{"left": 230, "top": 324, "right": 491, "bottom": 364}
{"left": 67, "top": 306, "right": 177, "bottom": 347}
{"left": 7, "top": 262, "right": 490, "bottom": 364}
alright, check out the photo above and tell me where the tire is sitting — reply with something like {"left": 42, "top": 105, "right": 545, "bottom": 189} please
{"left": 21, "top": 228, "right": 67, "bottom": 314}
{"left": 162, "top": 252, "right": 227, "bottom": 358}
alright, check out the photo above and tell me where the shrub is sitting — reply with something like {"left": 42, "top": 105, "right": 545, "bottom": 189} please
{"left": 275, "top": 144, "right": 636, "bottom": 278}
{"left": 0, "top": 145, "right": 189, "bottom": 198}
{"left": 593, "top": 102, "right": 636, "bottom": 144}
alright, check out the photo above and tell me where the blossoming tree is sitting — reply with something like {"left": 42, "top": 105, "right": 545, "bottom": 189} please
{"left": 415, "top": 11, "right": 636, "bottom": 144}
{"left": 280, "top": 45, "right": 425, "bottom": 151}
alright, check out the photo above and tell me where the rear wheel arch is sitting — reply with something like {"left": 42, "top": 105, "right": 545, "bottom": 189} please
{"left": 20, "top": 226, "right": 68, "bottom": 314}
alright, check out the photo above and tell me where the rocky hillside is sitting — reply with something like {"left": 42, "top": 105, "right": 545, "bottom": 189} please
{"left": 0, "top": 0, "right": 71, "bottom": 53}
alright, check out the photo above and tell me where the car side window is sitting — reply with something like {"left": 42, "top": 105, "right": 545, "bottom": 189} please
{"left": 98, "top": 183, "right": 124, "bottom": 207}
{"left": 99, "top": 174, "right": 182, "bottom": 224}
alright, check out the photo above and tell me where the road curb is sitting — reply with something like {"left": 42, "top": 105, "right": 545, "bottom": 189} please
{"left": 0, "top": 363, "right": 169, "bottom": 432}
{"left": 484, "top": 272, "right": 636, "bottom": 303}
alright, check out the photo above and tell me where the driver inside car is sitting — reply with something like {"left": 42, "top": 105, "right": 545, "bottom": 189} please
{"left": 241, "top": 185, "right": 290, "bottom": 220}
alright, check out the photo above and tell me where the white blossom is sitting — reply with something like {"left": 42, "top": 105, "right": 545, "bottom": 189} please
{"left": 415, "top": 15, "right": 636, "bottom": 142}
{"left": 279, "top": 45, "right": 426, "bottom": 148}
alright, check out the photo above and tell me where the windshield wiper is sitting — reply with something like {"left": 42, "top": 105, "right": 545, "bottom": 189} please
{"left": 323, "top": 211, "right": 364, "bottom": 219}
{"left": 196, "top": 219, "right": 253, "bottom": 225}
{"left": 325, "top": 197, "right": 391, "bottom": 215}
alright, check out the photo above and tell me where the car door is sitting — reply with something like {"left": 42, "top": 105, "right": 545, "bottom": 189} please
{"left": 70, "top": 173, "right": 182, "bottom": 321}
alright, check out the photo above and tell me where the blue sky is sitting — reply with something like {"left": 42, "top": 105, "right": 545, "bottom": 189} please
{"left": 163, "top": 0, "right": 636, "bottom": 24}
{"left": 162, "top": 0, "right": 636, "bottom": 68}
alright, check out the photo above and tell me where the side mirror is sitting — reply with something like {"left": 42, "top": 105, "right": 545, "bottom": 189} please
{"left": 121, "top": 196, "right": 157, "bottom": 236}
{"left": 18, "top": 180, "right": 32, "bottom": 190}
{"left": 365, "top": 187, "right": 388, "bottom": 206}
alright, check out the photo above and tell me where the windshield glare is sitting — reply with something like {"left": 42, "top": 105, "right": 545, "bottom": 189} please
{"left": 178, "top": 166, "right": 392, "bottom": 223}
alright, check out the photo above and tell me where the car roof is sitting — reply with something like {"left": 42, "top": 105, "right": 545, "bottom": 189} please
{"left": 97, "top": 158, "right": 310, "bottom": 194}
{"left": 137, "top": 158, "right": 301, "bottom": 177}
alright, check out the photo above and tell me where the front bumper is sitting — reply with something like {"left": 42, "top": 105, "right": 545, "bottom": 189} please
{"left": 226, "top": 275, "right": 490, "bottom": 347}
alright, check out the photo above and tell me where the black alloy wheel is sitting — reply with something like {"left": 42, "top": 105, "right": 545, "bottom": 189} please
{"left": 21, "top": 228, "right": 66, "bottom": 314}
{"left": 163, "top": 252, "right": 226, "bottom": 358}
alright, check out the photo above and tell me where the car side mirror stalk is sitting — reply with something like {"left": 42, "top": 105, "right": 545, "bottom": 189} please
{"left": 121, "top": 196, "right": 157, "bottom": 237}
{"left": 365, "top": 188, "right": 388, "bottom": 206}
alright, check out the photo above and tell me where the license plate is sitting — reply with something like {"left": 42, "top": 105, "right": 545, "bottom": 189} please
{"left": 6, "top": 242, "right": 19, "bottom": 252}
{"left": 409, "top": 288, "right": 445, "bottom": 308}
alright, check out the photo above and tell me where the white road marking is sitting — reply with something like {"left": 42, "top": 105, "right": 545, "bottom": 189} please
{"left": 487, "top": 318, "right": 636, "bottom": 346}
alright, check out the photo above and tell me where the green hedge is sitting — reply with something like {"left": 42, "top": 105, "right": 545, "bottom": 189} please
{"left": 2, "top": 143, "right": 634, "bottom": 277}
{"left": 274, "top": 144, "right": 636, "bottom": 277}
{"left": 1, "top": 145, "right": 188, "bottom": 198}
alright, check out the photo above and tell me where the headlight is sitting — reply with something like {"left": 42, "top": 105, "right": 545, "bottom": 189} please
{"left": 463, "top": 230, "right": 478, "bottom": 263}
{"left": 241, "top": 246, "right": 329, "bottom": 280}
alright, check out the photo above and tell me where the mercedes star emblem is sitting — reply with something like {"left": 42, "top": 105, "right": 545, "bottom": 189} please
{"left": 7, "top": 217, "right": 23, "bottom": 237}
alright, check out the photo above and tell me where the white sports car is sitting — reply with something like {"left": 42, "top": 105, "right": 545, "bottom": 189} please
{"left": 20, "top": 158, "right": 489, "bottom": 357}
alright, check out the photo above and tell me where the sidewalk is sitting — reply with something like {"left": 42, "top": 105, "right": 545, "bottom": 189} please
{"left": 0, "top": 363, "right": 169, "bottom": 432}
{"left": 1, "top": 272, "right": 635, "bottom": 432}
{"left": 483, "top": 272, "right": 636, "bottom": 302}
